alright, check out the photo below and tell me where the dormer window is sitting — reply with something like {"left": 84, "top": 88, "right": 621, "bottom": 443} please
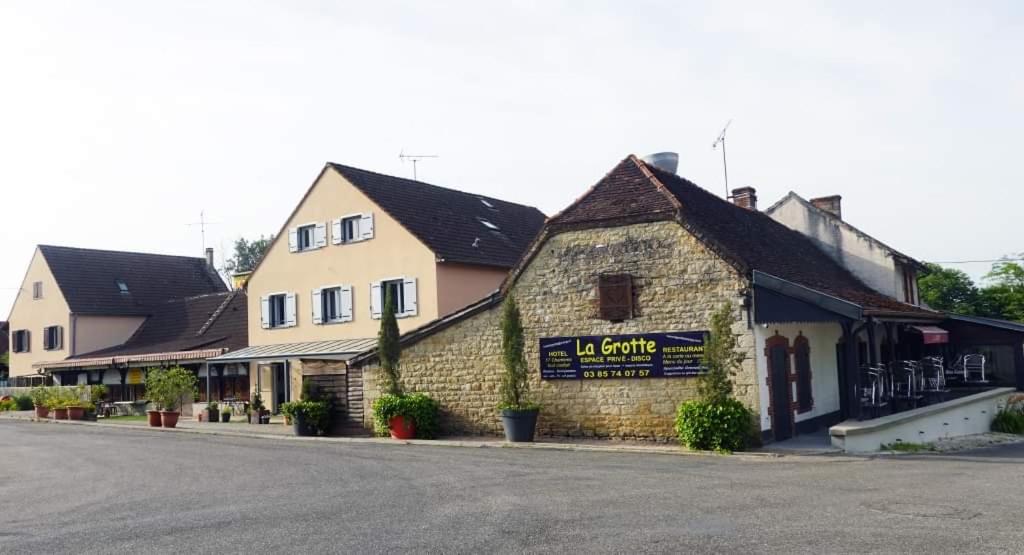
{"left": 478, "top": 218, "right": 500, "bottom": 231}
{"left": 116, "top": 279, "right": 129, "bottom": 294}
{"left": 479, "top": 198, "right": 496, "bottom": 210}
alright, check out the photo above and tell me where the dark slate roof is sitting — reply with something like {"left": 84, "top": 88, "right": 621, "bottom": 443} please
{"left": 328, "top": 163, "right": 547, "bottom": 268}
{"left": 39, "top": 245, "right": 227, "bottom": 316}
{"left": 551, "top": 155, "right": 934, "bottom": 317}
{"left": 71, "top": 290, "right": 248, "bottom": 358}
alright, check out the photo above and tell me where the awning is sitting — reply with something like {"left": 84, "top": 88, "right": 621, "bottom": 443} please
{"left": 909, "top": 325, "right": 949, "bottom": 344}
{"left": 34, "top": 348, "right": 227, "bottom": 371}
{"left": 207, "top": 338, "right": 377, "bottom": 363}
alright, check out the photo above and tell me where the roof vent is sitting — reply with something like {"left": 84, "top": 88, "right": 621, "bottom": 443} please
{"left": 640, "top": 152, "right": 679, "bottom": 174}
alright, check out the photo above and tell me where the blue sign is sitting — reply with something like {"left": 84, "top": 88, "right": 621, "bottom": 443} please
{"left": 539, "top": 331, "right": 707, "bottom": 380}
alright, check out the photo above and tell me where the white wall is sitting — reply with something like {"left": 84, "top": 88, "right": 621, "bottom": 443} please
{"left": 754, "top": 322, "right": 844, "bottom": 432}
{"left": 768, "top": 198, "right": 902, "bottom": 299}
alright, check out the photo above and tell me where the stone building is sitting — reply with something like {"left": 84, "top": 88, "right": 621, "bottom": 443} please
{"left": 350, "top": 154, "right": 943, "bottom": 442}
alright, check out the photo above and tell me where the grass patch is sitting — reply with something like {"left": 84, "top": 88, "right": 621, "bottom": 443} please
{"left": 880, "top": 441, "right": 936, "bottom": 453}
{"left": 103, "top": 415, "right": 148, "bottom": 422}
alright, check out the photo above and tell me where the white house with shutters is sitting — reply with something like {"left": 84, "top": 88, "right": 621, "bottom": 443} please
{"left": 214, "top": 162, "right": 545, "bottom": 412}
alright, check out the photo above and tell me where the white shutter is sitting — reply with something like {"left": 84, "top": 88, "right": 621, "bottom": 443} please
{"left": 285, "top": 293, "right": 297, "bottom": 327}
{"left": 260, "top": 295, "right": 271, "bottom": 329}
{"left": 360, "top": 213, "right": 374, "bottom": 240}
{"left": 57, "top": 326, "right": 64, "bottom": 350}
{"left": 370, "top": 282, "right": 383, "bottom": 319}
{"left": 341, "top": 285, "right": 353, "bottom": 322}
{"left": 311, "top": 288, "right": 323, "bottom": 325}
{"left": 331, "top": 218, "right": 342, "bottom": 245}
{"left": 402, "top": 277, "right": 418, "bottom": 317}
{"left": 314, "top": 222, "right": 327, "bottom": 248}
{"left": 288, "top": 228, "right": 298, "bottom": 252}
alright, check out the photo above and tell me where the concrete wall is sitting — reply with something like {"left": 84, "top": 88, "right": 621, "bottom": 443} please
{"left": 768, "top": 197, "right": 916, "bottom": 303}
{"left": 435, "top": 262, "right": 508, "bottom": 316}
{"left": 754, "top": 322, "right": 843, "bottom": 432}
{"left": 361, "top": 221, "right": 758, "bottom": 440}
{"left": 7, "top": 250, "right": 70, "bottom": 377}
{"left": 830, "top": 387, "right": 1014, "bottom": 452}
{"left": 72, "top": 315, "right": 146, "bottom": 355}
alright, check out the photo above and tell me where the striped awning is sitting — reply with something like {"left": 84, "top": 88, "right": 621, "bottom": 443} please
{"left": 207, "top": 338, "right": 376, "bottom": 363}
{"left": 34, "top": 348, "right": 227, "bottom": 371}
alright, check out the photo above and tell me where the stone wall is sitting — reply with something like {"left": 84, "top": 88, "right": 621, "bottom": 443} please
{"left": 362, "top": 221, "right": 758, "bottom": 440}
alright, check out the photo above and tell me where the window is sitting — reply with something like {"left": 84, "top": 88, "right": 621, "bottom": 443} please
{"left": 116, "top": 279, "right": 129, "bottom": 294}
{"left": 479, "top": 198, "right": 498, "bottom": 211}
{"left": 794, "top": 335, "right": 813, "bottom": 413}
{"left": 331, "top": 213, "right": 374, "bottom": 245}
{"left": 371, "top": 278, "right": 417, "bottom": 319}
{"left": 261, "top": 293, "right": 296, "bottom": 329}
{"left": 903, "top": 269, "right": 917, "bottom": 305}
{"left": 43, "top": 325, "right": 63, "bottom": 351}
{"left": 477, "top": 217, "right": 500, "bottom": 231}
{"left": 297, "top": 224, "right": 315, "bottom": 250}
{"left": 289, "top": 222, "right": 327, "bottom": 252}
{"left": 598, "top": 274, "right": 634, "bottom": 321}
{"left": 313, "top": 285, "right": 353, "bottom": 324}
{"left": 32, "top": 281, "right": 42, "bottom": 299}
{"left": 12, "top": 330, "right": 30, "bottom": 353}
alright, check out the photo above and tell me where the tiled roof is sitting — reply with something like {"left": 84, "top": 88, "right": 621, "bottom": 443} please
{"left": 39, "top": 245, "right": 227, "bottom": 316}
{"left": 70, "top": 290, "right": 247, "bottom": 358}
{"left": 551, "top": 155, "right": 934, "bottom": 316}
{"left": 329, "top": 163, "right": 547, "bottom": 268}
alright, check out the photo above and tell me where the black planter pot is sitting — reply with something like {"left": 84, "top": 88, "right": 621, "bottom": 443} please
{"left": 207, "top": 409, "right": 219, "bottom": 423}
{"left": 292, "top": 414, "right": 314, "bottom": 436}
{"left": 220, "top": 412, "right": 231, "bottom": 423}
{"left": 500, "top": 409, "right": 539, "bottom": 442}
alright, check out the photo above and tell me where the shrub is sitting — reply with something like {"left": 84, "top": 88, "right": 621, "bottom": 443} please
{"left": 497, "top": 296, "right": 538, "bottom": 412}
{"left": 372, "top": 392, "right": 440, "bottom": 439}
{"left": 991, "top": 407, "right": 1024, "bottom": 435}
{"left": 147, "top": 367, "right": 197, "bottom": 411}
{"left": 377, "top": 288, "right": 403, "bottom": 396}
{"left": 14, "top": 395, "right": 33, "bottom": 411}
{"left": 0, "top": 398, "right": 17, "bottom": 411}
{"left": 280, "top": 400, "right": 331, "bottom": 435}
{"left": 29, "top": 386, "right": 51, "bottom": 408}
{"left": 675, "top": 397, "right": 753, "bottom": 452}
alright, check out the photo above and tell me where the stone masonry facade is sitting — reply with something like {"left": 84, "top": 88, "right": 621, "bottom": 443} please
{"left": 361, "top": 221, "right": 759, "bottom": 440}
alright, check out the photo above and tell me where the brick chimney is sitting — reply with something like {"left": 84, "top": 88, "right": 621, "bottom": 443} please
{"left": 205, "top": 247, "right": 215, "bottom": 269}
{"left": 810, "top": 195, "right": 842, "bottom": 219}
{"left": 731, "top": 187, "right": 757, "bottom": 210}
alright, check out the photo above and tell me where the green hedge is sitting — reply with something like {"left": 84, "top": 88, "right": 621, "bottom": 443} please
{"left": 675, "top": 398, "right": 754, "bottom": 453}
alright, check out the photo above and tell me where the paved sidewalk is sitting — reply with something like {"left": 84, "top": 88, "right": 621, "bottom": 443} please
{"left": 1, "top": 411, "right": 789, "bottom": 459}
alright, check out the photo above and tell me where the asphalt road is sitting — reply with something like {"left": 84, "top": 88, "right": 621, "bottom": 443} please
{"left": 1, "top": 421, "right": 1023, "bottom": 554}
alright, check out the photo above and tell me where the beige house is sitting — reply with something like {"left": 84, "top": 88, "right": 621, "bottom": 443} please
{"left": 213, "top": 163, "right": 545, "bottom": 416}
{"left": 6, "top": 245, "right": 228, "bottom": 385}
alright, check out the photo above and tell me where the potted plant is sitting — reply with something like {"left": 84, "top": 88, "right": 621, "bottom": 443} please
{"left": 248, "top": 393, "right": 266, "bottom": 424}
{"left": 149, "top": 366, "right": 197, "bottom": 428}
{"left": 145, "top": 369, "right": 165, "bottom": 427}
{"left": 206, "top": 401, "right": 220, "bottom": 423}
{"left": 220, "top": 406, "right": 232, "bottom": 423}
{"left": 497, "top": 296, "right": 540, "bottom": 442}
{"left": 281, "top": 400, "right": 328, "bottom": 436}
{"left": 29, "top": 386, "right": 50, "bottom": 419}
{"left": 371, "top": 289, "right": 417, "bottom": 439}
{"left": 51, "top": 394, "right": 69, "bottom": 420}
{"left": 66, "top": 385, "right": 87, "bottom": 420}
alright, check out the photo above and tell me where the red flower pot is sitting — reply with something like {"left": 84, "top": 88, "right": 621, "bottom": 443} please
{"left": 34, "top": 405, "right": 49, "bottom": 419}
{"left": 388, "top": 415, "right": 416, "bottom": 440}
{"left": 147, "top": 410, "right": 162, "bottom": 427}
{"left": 67, "top": 406, "right": 85, "bottom": 420}
{"left": 160, "top": 411, "right": 180, "bottom": 428}
{"left": 53, "top": 408, "right": 68, "bottom": 420}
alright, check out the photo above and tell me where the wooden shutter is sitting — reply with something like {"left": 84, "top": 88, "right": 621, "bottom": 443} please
{"left": 311, "top": 288, "right": 323, "bottom": 325}
{"left": 402, "top": 278, "right": 418, "bottom": 317}
{"left": 794, "top": 335, "right": 813, "bottom": 413}
{"left": 285, "top": 293, "right": 297, "bottom": 327}
{"left": 360, "top": 213, "right": 374, "bottom": 240}
{"left": 314, "top": 222, "right": 327, "bottom": 248}
{"left": 370, "top": 282, "right": 383, "bottom": 319}
{"left": 260, "top": 295, "right": 271, "bottom": 329}
{"left": 56, "top": 326, "right": 64, "bottom": 350}
{"left": 331, "top": 219, "right": 342, "bottom": 245}
{"left": 24, "top": 330, "right": 30, "bottom": 353}
{"left": 341, "top": 285, "right": 353, "bottom": 322}
{"left": 598, "top": 274, "right": 633, "bottom": 321}
{"left": 288, "top": 228, "right": 298, "bottom": 252}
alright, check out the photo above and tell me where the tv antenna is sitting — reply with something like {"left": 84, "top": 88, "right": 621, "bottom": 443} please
{"left": 399, "top": 149, "right": 438, "bottom": 181}
{"left": 712, "top": 119, "right": 732, "bottom": 197}
{"left": 186, "top": 210, "right": 220, "bottom": 253}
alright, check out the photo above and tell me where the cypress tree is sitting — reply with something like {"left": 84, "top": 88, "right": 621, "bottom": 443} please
{"left": 378, "top": 288, "right": 402, "bottom": 396}
{"left": 499, "top": 295, "right": 530, "bottom": 410}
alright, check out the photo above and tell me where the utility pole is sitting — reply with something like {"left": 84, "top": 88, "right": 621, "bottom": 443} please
{"left": 712, "top": 120, "right": 732, "bottom": 197}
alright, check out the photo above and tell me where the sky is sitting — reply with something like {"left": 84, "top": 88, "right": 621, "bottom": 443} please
{"left": 2, "top": 1, "right": 1022, "bottom": 317}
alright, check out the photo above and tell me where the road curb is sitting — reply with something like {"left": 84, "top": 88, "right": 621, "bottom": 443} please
{"left": 2, "top": 414, "right": 795, "bottom": 460}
